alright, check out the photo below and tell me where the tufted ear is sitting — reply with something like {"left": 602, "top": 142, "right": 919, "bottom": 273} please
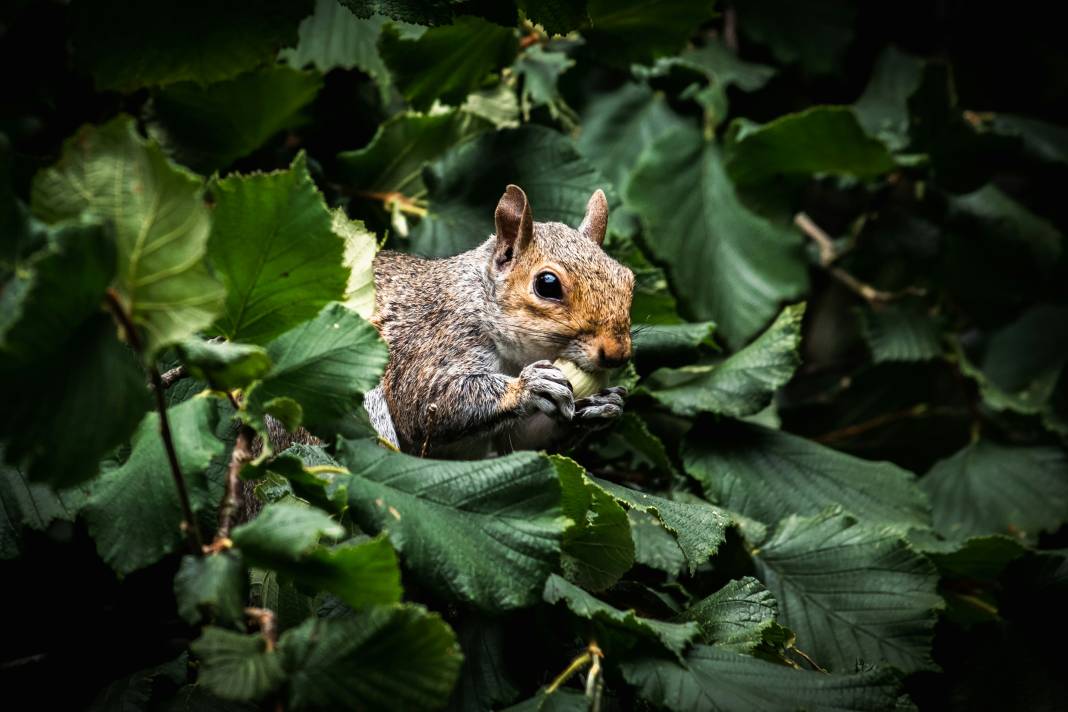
{"left": 493, "top": 184, "right": 534, "bottom": 268}
{"left": 578, "top": 189, "right": 608, "bottom": 245}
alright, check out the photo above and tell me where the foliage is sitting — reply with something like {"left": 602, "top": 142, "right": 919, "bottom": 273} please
{"left": 2, "top": 1, "right": 1067, "bottom": 710}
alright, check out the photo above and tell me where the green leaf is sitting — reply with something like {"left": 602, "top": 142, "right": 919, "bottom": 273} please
{"left": 0, "top": 314, "right": 150, "bottom": 487}
{"left": 734, "top": 0, "right": 857, "bottom": 75}
{"left": 0, "top": 220, "right": 115, "bottom": 366}
{"left": 907, "top": 532, "right": 1026, "bottom": 580}
{"left": 380, "top": 16, "right": 518, "bottom": 111}
{"left": 513, "top": 45, "right": 577, "bottom": 125}
{"left": 235, "top": 504, "right": 403, "bottom": 611}
{"left": 208, "top": 154, "right": 347, "bottom": 345}
{"left": 174, "top": 551, "right": 247, "bottom": 626}
{"left": 628, "top": 510, "right": 686, "bottom": 575}
{"left": 280, "top": 1, "right": 391, "bottom": 98}
{"left": 502, "top": 688, "right": 589, "bottom": 712}
{"left": 555, "top": 456, "right": 635, "bottom": 591}
{"left": 69, "top": 0, "right": 311, "bottom": 91}
{"left": 583, "top": 0, "right": 716, "bottom": 67}
{"left": 447, "top": 616, "right": 519, "bottom": 711}
{"left": 336, "top": 210, "right": 378, "bottom": 319}
{"left": 151, "top": 67, "right": 323, "bottom": 173}
{"left": 83, "top": 397, "right": 224, "bottom": 575}
{"left": 857, "top": 304, "right": 943, "bottom": 364}
{"left": 646, "top": 303, "right": 804, "bottom": 417}
{"left": 0, "top": 455, "right": 87, "bottom": 559}
{"left": 341, "top": 0, "right": 452, "bottom": 25}
{"left": 675, "top": 577, "right": 780, "bottom": 653}
{"left": 989, "top": 114, "right": 1068, "bottom": 166}
{"left": 594, "top": 412, "right": 680, "bottom": 479}
{"left": 336, "top": 109, "right": 491, "bottom": 197}
{"left": 335, "top": 438, "right": 566, "bottom": 609}
{"left": 854, "top": 47, "right": 925, "bottom": 152}
{"left": 577, "top": 83, "right": 691, "bottom": 198}
{"left": 176, "top": 339, "right": 272, "bottom": 391}
{"left": 621, "top": 645, "right": 901, "bottom": 712}
{"left": 232, "top": 501, "right": 343, "bottom": 560}
{"left": 191, "top": 627, "right": 286, "bottom": 702}
{"left": 31, "top": 116, "right": 224, "bottom": 358}
{"left": 245, "top": 303, "right": 388, "bottom": 438}
{"left": 726, "top": 107, "right": 896, "bottom": 186}
{"left": 921, "top": 441, "right": 1068, "bottom": 543}
{"left": 627, "top": 126, "right": 807, "bottom": 346}
{"left": 517, "top": 0, "right": 589, "bottom": 35}
{"left": 753, "top": 509, "right": 942, "bottom": 673}
{"left": 281, "top": 604, "right": 462, "bottom": 710}
{"left": 683, "top": 421, "right": 931, "bottom": 534}
{"left": 412, "top": 125, "right": 611, "bottom": 257}
{"left": 543, "top": 574, "right": 700, "bottom": 658}
{"left": 591, "top": 477, "right": 732, "bottom": 573}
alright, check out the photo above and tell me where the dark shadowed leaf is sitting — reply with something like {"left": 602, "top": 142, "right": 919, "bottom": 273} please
{"left": 0, "top": 455, "right": 87, "bottom": 558}
{"left": 683, "top": 420, "right": 931, "bottom": 534}
{"left": 176, "top": 339, "right": 272, "bottom": 391}
{"left": 583, "top": 0, "right": 716, "bottom": 67}
{"left": 734, "top": 0, "right": 857, "bottom": 75}
{"left": 174, "top": 551, "right": 247, "bottom": 626}
{"left": 341, "top": 0, "right": 452, "bottom": 25}
{"left": 447, "top": 616, "right": 519, "bottom": 711}
{"left": 192, "top": 627, "right": 286, "bottom": 701}
{"left": 857, "top": 304, "right": 943, "bottom": 364}
{"left": 753, "top": 509, "right": 942, "bottom": 672}
{"left": 281, "top": 604, "right": 461, "bottom": 710}
{"left": 628, "top": 510, "right": 686, "bottom": 575}
{"left": 854, "top": 47, "right": 925, "bottom": 152}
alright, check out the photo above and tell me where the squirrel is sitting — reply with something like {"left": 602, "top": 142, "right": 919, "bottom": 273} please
{"left": 363, "top": 184, "right": 635, "bottom": 458}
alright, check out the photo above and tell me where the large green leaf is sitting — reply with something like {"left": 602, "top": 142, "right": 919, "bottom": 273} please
{"left": 83, "top": 397, "right": 224, "bottom": 575}
{"left": 626, "top": 126, "right": 807, "bottom": 346}
{"left": 152, "top": 67, "right": 323, "bottom": 173}
{"left": 335, "top": 438, "right": 566, "bottom": 609}
{"left": 380, "top": 16, "right": 518, "bottom": 110}
{"left": 176, "top": 339, "right": 272, "bottom": 392}
{"left": 576, "top": 83, "right": 690, "bottom": 195}
{"left": 280, "top": 604, "right": 462, "bottom": 710}
{"left": 543, "top": 573, "right": 700, "bottom": 658}
{"left": 555, "top": 456, "right": 634, "bottom": 591}
{"left": 174, "top": 551, "right": 247, "bottom": 626}
{"left": 245, "top": 303, "right": 388, "bottom": 438}
{"left": 921, "top": 441, "right": 1068, "bottom": 543}
{"left": 591, "top": 477, "right": 732, "bottom": 573}
{"left": 583, "top": 0, "right": 717, "bottom": 67}
{"left": 0, "top": 315, "right": 150, "bottom": 487}
{"left": 753, "top": 510, "right": 942, "bottom": 673}
{"left": 233, "top": 503, "right": 403, "bottom": 609}
{"left": 336, "top": 110, "right": 492, "bottom": 197}
{"left": 734, "top": 0, "right": 856, "bottom": 75}
{"left": 280, "top": 0, "right": 391, "bottom": 98}
{"left": 69, "top": 0, "right": 311, "bottom": 91}
{"left": 676, "top": 577, "right": 780, "bottom": 653}
{"left": 645, "top": 303, "right": 804, "bottom": 417}
{"left": 447, "top": 616, "right": 519, "bottom": 711}
{"left": 32, "top": 116, "right": 224, "bottom": 358}
{"left": 621, "top": 645, "right": 901, "bottom": 712}
{"left": 411, "top": 125, "right": 611, "bottom": 257}
{"left": 191, "top": 627, "right": 286, "bottom": 702}
{"left": 628, "top": 510, "right": 687, "bottom": 575}
{"left": 208, "top": 154, "right": 347, "bottom": 345}
{"left": 726, "top": 107, "right": 896, "bottom": 185}
{"left": 683, "top": 421, "right": 931, "bottom": 534}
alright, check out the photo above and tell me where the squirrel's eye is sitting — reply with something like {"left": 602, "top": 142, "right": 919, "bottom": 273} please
{"left": 534, "top": 271, "right": 563, "bottom": 300}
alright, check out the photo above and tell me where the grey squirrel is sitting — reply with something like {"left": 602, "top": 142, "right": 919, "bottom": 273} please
{"left": 364, "top": 184, "right": 634, "bottom": 458}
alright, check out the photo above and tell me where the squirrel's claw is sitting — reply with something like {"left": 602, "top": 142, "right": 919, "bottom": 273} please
{"left": 575, "top": 387, "right": 626, "bottom": 421}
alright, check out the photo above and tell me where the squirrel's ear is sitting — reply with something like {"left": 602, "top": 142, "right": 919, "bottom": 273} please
{"left": 578, "top": 189, "right": 608, "bottom": 246}
{"left": 494, "top": 184, "right": 533, "bottom": 267}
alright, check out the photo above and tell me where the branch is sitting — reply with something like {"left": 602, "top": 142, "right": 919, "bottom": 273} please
{"left": 794, "top": 213, "right": 926, "bottom": 303}
{"left": 105, "top": 289, "right": 204, "bottom": 554}
{"left": 246, "top": 607, "right": 278, "bottom": 652}
{"left": 159, "top": 365, "right": 187, "bottom": 388}
{"left": 210, "top": 423, "right": 254, "bottom": 549}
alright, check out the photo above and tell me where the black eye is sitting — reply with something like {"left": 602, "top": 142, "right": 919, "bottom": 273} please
{"left": 534, "top": 271, "right": 563, "bottom": 300}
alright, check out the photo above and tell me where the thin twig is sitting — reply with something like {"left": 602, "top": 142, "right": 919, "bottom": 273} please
{"left": 159, "top": 365, "right": 187, "bottom": 388}
{"left": 815, "top": 404, "right": 965, "bottom": 444}
{"left": 211, "top": 423, "right": 254, "bottom": 548}
{"left": 105, "top": 289, "right": 204, "bottom": 554}
{"left": 245, "top": 607, "right": 278, "bottom": 652}
{"left": 789, "top": 646, "right": 827, "bottom": 673}
{"left": 794, "top": 213, "right": 927, "bottom": 303}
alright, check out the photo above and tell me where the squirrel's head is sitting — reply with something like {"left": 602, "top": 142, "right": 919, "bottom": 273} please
{"left": 487, "top": 184, "right": 634, "bottom": 372}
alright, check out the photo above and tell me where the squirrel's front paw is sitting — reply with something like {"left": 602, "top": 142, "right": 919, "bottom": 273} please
{"left": 575, "top": 386, "right": 627, "bottom": 424}
{"left": 519, "top": 360, "right": 575, "bottom": 420}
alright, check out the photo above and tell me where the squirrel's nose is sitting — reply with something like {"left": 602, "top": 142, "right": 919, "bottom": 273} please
{"left": 597, "top": 341, "right": 631, "bottom": 369}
